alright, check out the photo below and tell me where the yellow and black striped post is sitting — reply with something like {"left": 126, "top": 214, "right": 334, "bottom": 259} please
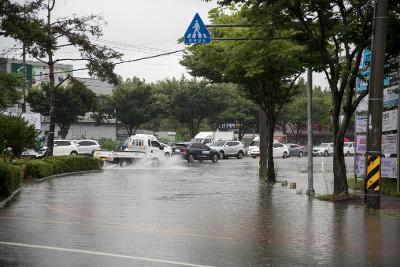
{"left": 366, "top": 155, "right": 381, "bottom": 191}
{"left": 366, "top": 155, "right": 381, "bottom": 208}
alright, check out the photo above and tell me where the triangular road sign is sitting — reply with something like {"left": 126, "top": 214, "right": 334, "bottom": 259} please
{"left": 184, "top": 13, "right": 211, "bottom": 45}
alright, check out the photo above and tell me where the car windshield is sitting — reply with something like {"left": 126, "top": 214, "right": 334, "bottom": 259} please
{"left": 191, "top": 138, "right": 203, "bottom": 143}
{"left": 250, "top": 141, "right": 260, "bottom": 146}
{"left": 319, "top": 143, "right": 330, "bottom": 147}
{"left": 213, "top": 141, "right": 225, "bottom": 146}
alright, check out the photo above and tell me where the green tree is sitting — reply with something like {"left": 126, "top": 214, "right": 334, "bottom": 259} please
{"left": 168, "top": 78, "right": 229, "bottom": 138}
{"left": 27, "top": 79, "right": 96, "bottom": 138}
{"left": 91, "top": 94, "right": 115, "bottom": 126}
{"left": 5, "top": 0, "right": 122, "bottom": 155}
{"left": 112, "top": 78, "right": 157, "bottom": 135}
{"left": 0, "top": 71, "right": 23, "bottom": 110}
{"left": 216, "top": 84, "right": 257, "bottom": 141}
{"left": 181, "top": 7, "right": 304, "bottom": 183}
{"left": 0, "top": 114, "right": 39, "bottom": 160}
{"left": 214, "top": 0, "right": 400, "bottom": 197}
{"left": 279, "top": 79, "right": 332, "bottom": 144}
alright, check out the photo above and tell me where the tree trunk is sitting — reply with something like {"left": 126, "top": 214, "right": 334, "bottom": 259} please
{"left": 59, "top": 124, "right": 70, "bottom": 139}
{"left": 266, "top": 113, "right": 276, "bottom": 184}
{"left": 333, "top": 136, "right": 348, "bottom": 195}
{"left": 259, "top": 109, "right": 267, "bottom": 181}
{"left": 46, "top": 61, "right": 56, "bottom": 156}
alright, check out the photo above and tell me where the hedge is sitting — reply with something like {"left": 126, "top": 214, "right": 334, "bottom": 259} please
{"left": 0, "top": 162, "right": 23, "bottom": 199}
{"left": 22, "top": 156, "right": 103, "bottom": 179}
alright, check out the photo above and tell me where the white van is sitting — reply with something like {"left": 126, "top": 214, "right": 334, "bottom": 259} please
{"left": 94, "top": 134, "right": 171, "bottom": 166}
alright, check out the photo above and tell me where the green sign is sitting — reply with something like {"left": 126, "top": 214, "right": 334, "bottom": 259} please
{"left": 11, "top": 63, "right": 33, "bottom": 87}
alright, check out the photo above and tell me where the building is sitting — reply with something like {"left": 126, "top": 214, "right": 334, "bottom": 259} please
{"left": 1, "top": 58, "right": 117, "bottom": 140}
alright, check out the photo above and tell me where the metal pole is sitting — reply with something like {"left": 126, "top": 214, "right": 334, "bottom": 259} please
{"left": 397, "top": 57, "right": 400, "bottom": 193}
{"left": 365, "top": 0, "right": 389, "bottom": 209}
{"left": 22, "top": 44, "right": 26, "bottom": 113}
{"left": 306, "top": 68, "right": 314, "bottom": 195}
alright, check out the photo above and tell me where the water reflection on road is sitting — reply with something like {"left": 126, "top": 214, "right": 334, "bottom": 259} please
{"left": 0, "top": 156, "right": 399, "bottom": 266}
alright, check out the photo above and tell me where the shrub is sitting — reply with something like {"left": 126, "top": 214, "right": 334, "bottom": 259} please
{"left": 0, "top": 162, "right": 23, "bottom": 198}
{"left": 0, "top": 114, "right": 40, "bottom": 159}
{"left": 23, "top": 156, "right": 103, "bottom": 179}
{"left": 25, "top": 160, "right": 53, "bottom": 178}
{"left": 98, "top": 138, "right": 120, "bottom": 151}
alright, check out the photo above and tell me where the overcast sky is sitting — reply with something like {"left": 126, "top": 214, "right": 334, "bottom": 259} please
{"left": 1, "top": 0, "right": 329, "bottom": 88}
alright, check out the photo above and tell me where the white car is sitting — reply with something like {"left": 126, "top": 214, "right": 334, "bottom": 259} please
{"left": 209, "top": 140, "right": 246, "bottom": 159}
{"left": 51, "top": 140, "right": 79, "bottom": 156}
{"left": 313, "top": 143, "right": 334, "bottom": 156}
{"left": 75, "top": 140, "right": 101, "bottom": 156}
{"left": 248, "top": 141, "right": 289, "bottom": 158}
{"left": 343, "top": 142, "right": 354, "bottom": 156}
{"left": 160, "top": 142, "right": 173, "bottom": 157}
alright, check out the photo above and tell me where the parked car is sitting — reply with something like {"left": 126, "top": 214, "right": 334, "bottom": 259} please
{"left": 182, "top": 143, "right": 219, "bottom": 163}
{"left": 40, "top": 140, "right": 79, "bottom": 156}
{"left": 74, "top": 140, "right": 101, "bottom": 156}
{"left": 172, "top": 142, "right": 189, "bottom": 155}
{"left": 248, "top": 141, "right": 289, "bottom": 158}
{"left": 209, "top": 140, "right": 245, "bottom": 159}
{"left": 313, "top": 143, "right": 334, "bottom": 156}
{"left": 286, "top": 143, "right": 305, "bottom": 158}
{"left": 343, "top": 142, "right": 355, "bottom": 156}
{"left": 248, "top": 138, "right": 260, "bottom": 157}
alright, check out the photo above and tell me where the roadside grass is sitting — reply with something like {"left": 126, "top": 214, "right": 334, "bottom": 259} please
{"left": 348, "top": 177, "right": 400, "bottom": 198}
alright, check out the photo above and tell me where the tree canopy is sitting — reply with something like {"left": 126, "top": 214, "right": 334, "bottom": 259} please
{"left": 27, "top": 79, "right": 96, "bottom": 138}
{"left": 0, "top": 71, "right": 23, "bottom": 111}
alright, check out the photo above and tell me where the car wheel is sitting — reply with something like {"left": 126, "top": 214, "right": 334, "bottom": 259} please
{"left": 119, "top": 159, "right": 129, "bottom": 167}
{"left": 323, "top": 150, "right": 329, "bottom": 157}
{"left": 237, "top": 151, "right": 244, "bottom": 159}
{"left": 151, "top": 157, "right": 160, "bottom": 167}
{"left": 70, "top": 151, "right": 78, "bottom": 155}
{"left": 283, "top": 151, "right": 288, "bottom": 158}
{"left": 211, "top": 153, "right": 219, "bottom": 163}
{"left": 251, "top": 156, "right": 257, "bottom": 158}
{"left": 298, "top": 151, "right": 303, "bottom": 158}
{"left": 187, "top": 154, "right": 195, "bottom": 163}
{"left": 165, "top": 152, "right": 171, "bottom": 157}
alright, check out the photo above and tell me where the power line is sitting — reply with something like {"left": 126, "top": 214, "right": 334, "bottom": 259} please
{"left": 30, "top": 49, "right": 186, "bottom": 78}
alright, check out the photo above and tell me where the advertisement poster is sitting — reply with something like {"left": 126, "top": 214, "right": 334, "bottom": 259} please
{"left": 355, "top": 155, "right": 366, "bottom": 176}
{"left": 31, "top": 65, "right": 72, "bottom": 88}
{"left": 356, "top": 135, "right": 367, "bottom": 154}
{"left": 356, "top": 114, "right": 368, "bottom": 133}
{"left": 382, "top": 109, "right": 398, "bottom": 132}
{"left": 11, "top": 63, "right": 33, "bottom": 87}
{"left": 383, "top": 86, "right": 399, "bottom": 109}
{"left": 356, "top": 94, "right": 369, "bottom": 112}
{"left": 381, "top": 158, "right": 398, "bottom": 179}
{"left": 382, "top": 134, "right": 397, "bottom": 155}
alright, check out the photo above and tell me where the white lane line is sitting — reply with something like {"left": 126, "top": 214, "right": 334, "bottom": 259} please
{"left": 0, "top": 241, "right": 215, "bottom": 267}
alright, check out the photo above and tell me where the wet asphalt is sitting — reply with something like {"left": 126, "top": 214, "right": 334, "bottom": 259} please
{"left": 0, "top": 156, "right": 399, "bottom": 266}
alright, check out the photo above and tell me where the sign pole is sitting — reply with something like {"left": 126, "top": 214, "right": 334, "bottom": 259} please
{"left": 306, "top": 68, "right": 314, "bottom": 195}
{"left": 365, "top": 0, "right": 389, "bottom": 209}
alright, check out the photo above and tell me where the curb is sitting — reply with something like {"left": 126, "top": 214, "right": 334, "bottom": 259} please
{"left": 0, "top": 187, "right": 22, "bottom": 208}
{"left": 36, "top": 169, "right": 103, "bottom": 182}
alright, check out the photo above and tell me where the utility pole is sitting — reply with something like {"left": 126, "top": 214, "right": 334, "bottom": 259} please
{"left": 306, "top": 68, "right": 314, "bottom": 195}
{"left": 365, "top": 0, "right": 389, "bottom": 209}
{"left": 22, "top": 44, "right": 27, "bottom": 113}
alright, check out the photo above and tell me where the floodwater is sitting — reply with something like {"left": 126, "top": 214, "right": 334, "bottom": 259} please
{"left": 0, "top": 156, "right": 399, "bottom": 266}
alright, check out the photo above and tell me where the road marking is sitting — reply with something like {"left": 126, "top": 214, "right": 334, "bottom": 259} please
{"left": 0, "top": 241, "right": 215, "bottom": 267}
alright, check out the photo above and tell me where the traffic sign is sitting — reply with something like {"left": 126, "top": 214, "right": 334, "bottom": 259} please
{"left": 184, "top": 13, "right": 210, "bottom": 45}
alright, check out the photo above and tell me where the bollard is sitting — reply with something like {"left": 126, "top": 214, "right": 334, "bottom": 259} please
{"left": 281, "top": 181, "right": 288, "bottom": 186}
{"left": 289, "top": 182, "right": 296, "bottom": 189}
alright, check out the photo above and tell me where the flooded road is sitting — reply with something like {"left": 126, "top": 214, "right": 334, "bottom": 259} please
{"left": 0, "top": 156, "right": 399, "bottom": 266}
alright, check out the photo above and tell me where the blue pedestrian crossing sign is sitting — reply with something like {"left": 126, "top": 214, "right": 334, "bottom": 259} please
{"left": 184, "top": 13, "right": 210, "bottom": 45}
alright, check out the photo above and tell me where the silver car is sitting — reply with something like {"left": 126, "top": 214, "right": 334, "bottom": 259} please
{"left": 209, "top": 140, "right": 245, "bottom": 159}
